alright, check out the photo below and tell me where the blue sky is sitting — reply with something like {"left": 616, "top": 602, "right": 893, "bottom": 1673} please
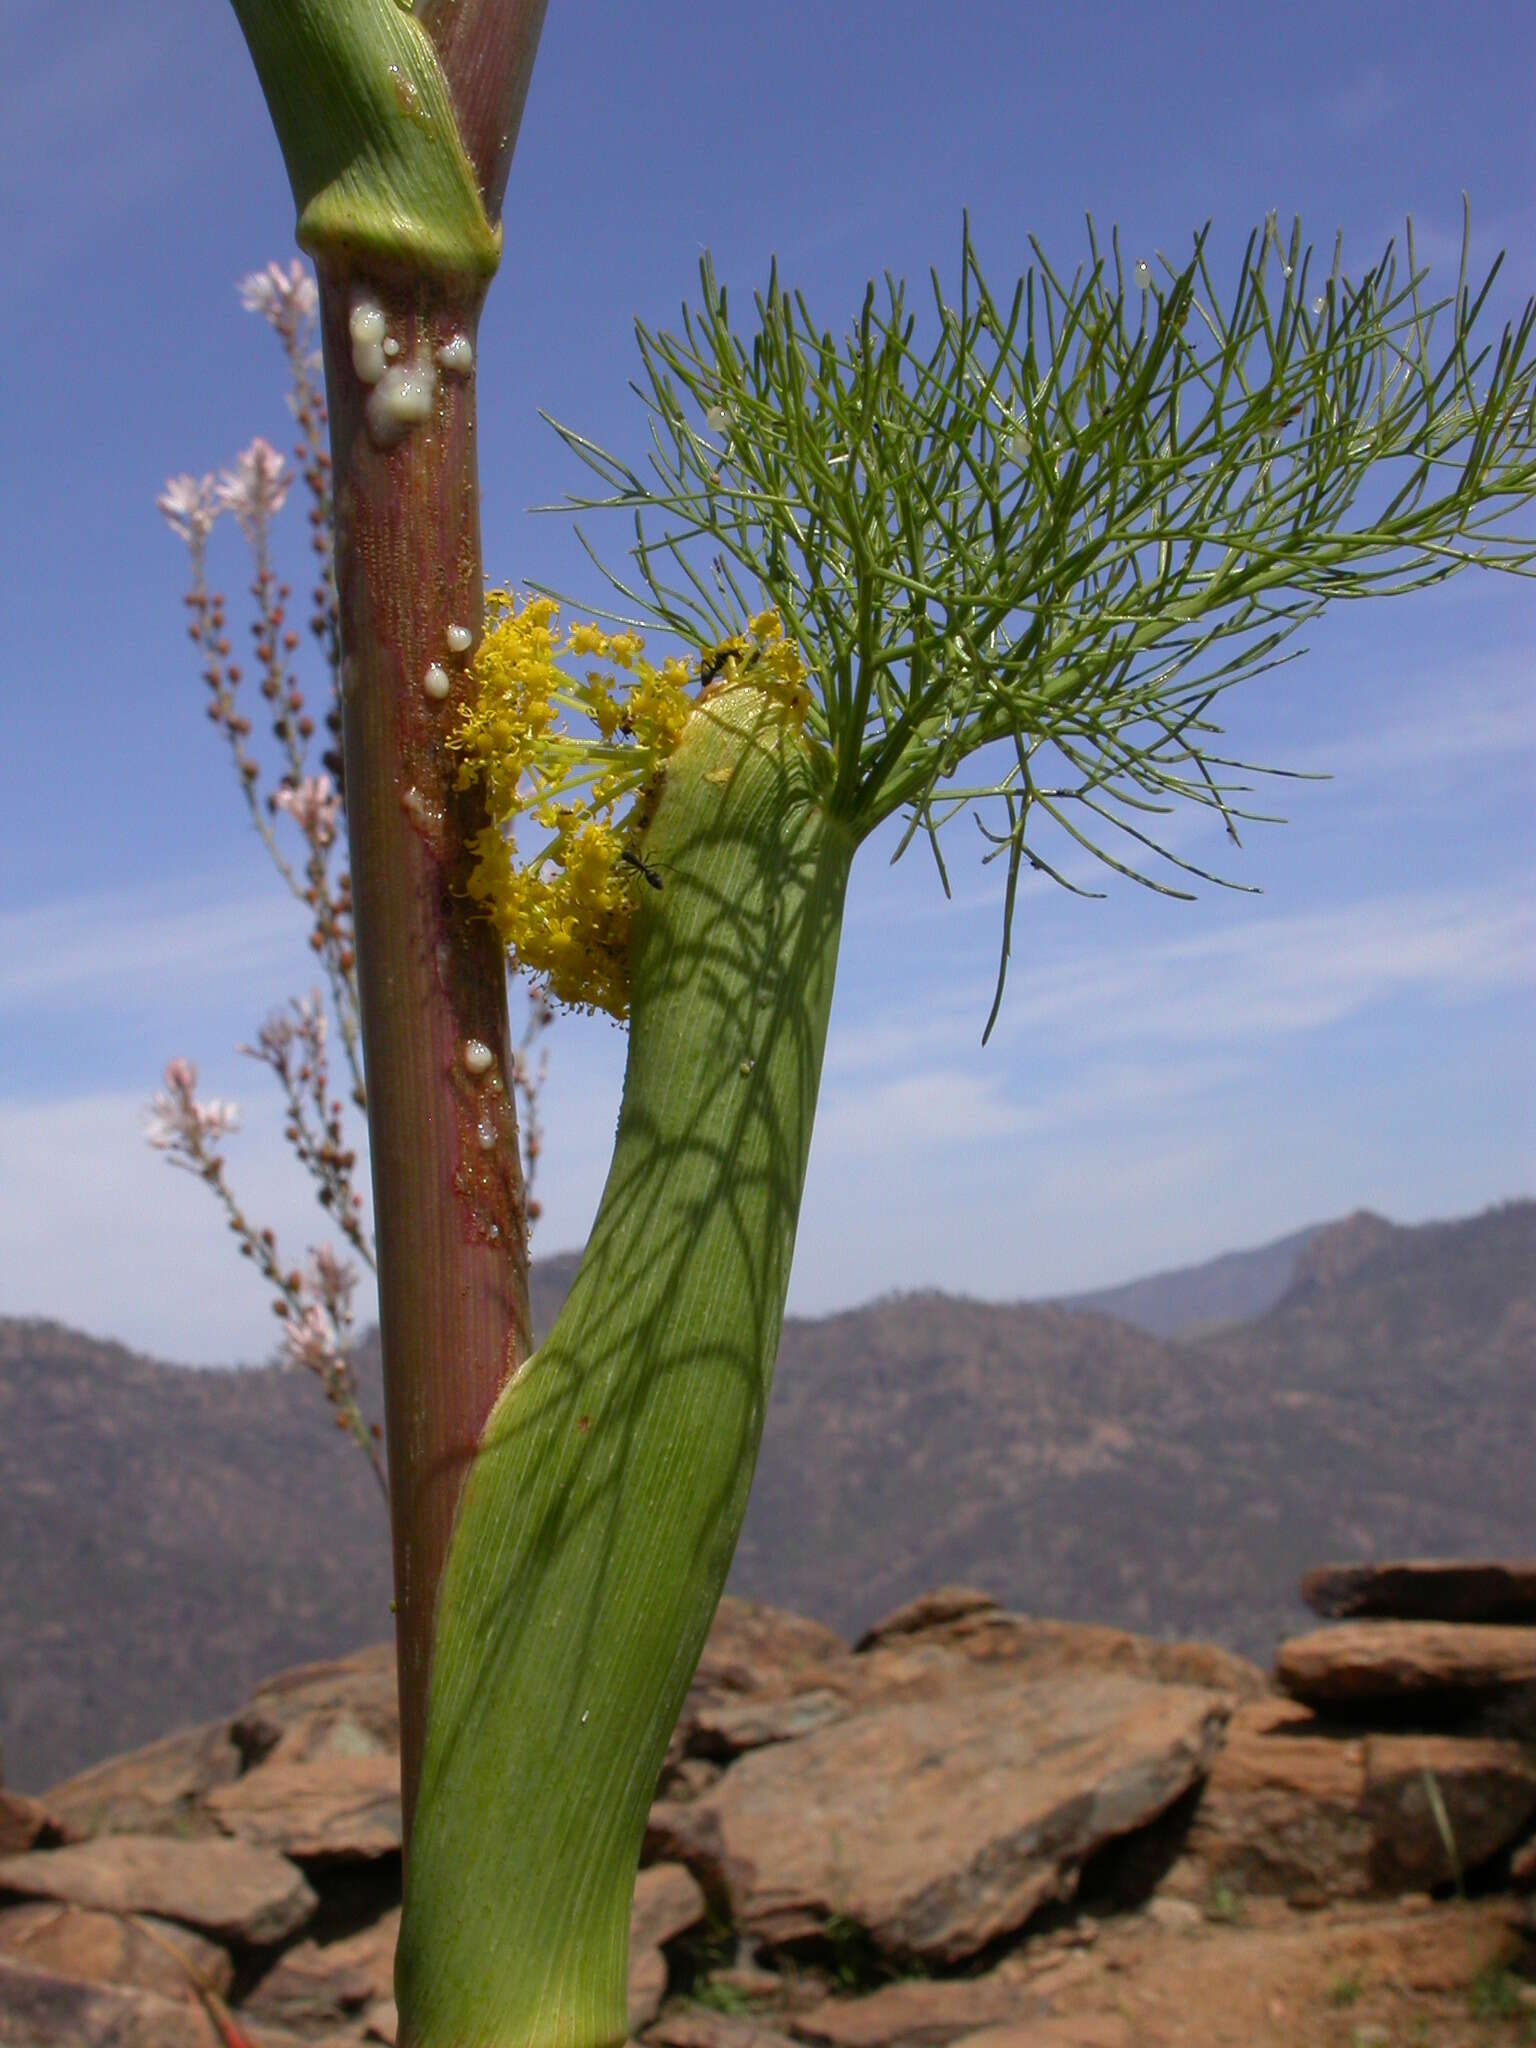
{"left": 3, "top": 0, "right": 1532, "bottom": 1365}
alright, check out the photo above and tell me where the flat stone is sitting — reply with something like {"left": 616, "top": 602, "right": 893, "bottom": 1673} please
{"left": 691, "top": 1689, "right": 851, "bottom": 1759}
{"left": 0, "top": 1792, "right": 56, "bottom": 1859}
{"left": 645, "top": 2011, "right": 803, "bottom": 2048}
{"left": 1364, "top": 1732, "right": 1536, "bottom": 1888}
{"left": 854, "top": 1588, "right": 1001, "bottom": 1651}
{"left": 629, "top": 1862, "right": 706, "bottom": 2033}
{"left": 206, "top": 1752, "right": 402, "bottom": 1859}
{"left": 1301, "top": 1559, "right": 1536, "bottom": 1626}
{"left": 0, "top": 1954, "right": 215, "bottom": 2047}
{"left": 43, "top": 1718, "right": 239, "bottom": 1843}
{"left": 791, "top": 1972, "right": 1029, "bottom": 2047}
{"left": 632, "top": 1862, "right": 706, "bottom": 1955}
{"left": 233, "top": 1643, "right": 399, "bottom": 1769}
{"left": 956, "top": 2021, "right": 1132, "bottom": 2048}
{"left": 857, "top": 1613, "right": 1267, "bottom": 1705}
{"left": 650, "top": 1670, "right": 1228, "bottom": 1964}
{"left": 664, "top": 1600, "right": 854, "bottom": 1790}
{"left": 1275, "top": 1621, "right": 1536, "bottom": 1712}
{"left": 1182, "top": 1697, "right": 1371, "bottom": 1903}
{"left": 0, "top": 1899, "right": 232, "bottom": 1998}
{"left": 0, "top": 1834, "right": 316, "bottom": 1946}
{"left": 245, "top": 1906, "right": 400, "bottom": 2033}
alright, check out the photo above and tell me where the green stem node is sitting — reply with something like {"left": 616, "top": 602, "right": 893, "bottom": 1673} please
{"left": 398, "top": 691, "right": 851, "bottom": 2046}
{"left": 228, "top": 0, "right": 501, "bottom": 282}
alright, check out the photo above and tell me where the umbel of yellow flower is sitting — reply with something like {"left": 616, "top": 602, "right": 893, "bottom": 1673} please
{"left": 452, "top": 593, "right": 810, "bottom": 1018}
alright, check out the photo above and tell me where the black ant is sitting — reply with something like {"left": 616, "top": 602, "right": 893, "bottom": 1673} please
{"left": 698, "top": 638, "right": 747, "bottom": 690}
{"left": 619, "top": 848, "right": 664, "bottom": 891}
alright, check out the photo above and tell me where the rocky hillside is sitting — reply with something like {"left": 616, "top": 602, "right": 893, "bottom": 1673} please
{"left": 2, "top": 1565, "right": 1533, "bottom": 2048}
{"left": 2, "top": 1200, "right": 1531, "bottom": 1791}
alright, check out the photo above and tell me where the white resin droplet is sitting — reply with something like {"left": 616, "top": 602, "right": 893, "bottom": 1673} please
{"left": 365, "top": 354, "right": 438, "bottom": 447}
{"left": 349, "top": 298, "right": 388, "bottom": 386}
{"left": 1134, "top": 259, "right": 1152, "bottom": 289}
{"left": 423, "top": 663, "right": 451, "bottom": 701}
{"left": 477, "top": 1119, "right": 498, "bottom": 1151}
{"left": 437, "top": 333, "right": 475, "bottom": 376}
{"left": 383, "top": 335, "right": 401, "bottom": 359}
{"left": 462, "top": 1038, "right": 495, "bottom": 1077}
{"left": 704, "top": 404, "right": 732, "bottom": 435}
{"left": 446, "top": 623, "right": 473, "bottom": 653}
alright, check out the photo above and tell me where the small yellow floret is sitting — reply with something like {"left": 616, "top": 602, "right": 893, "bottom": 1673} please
{"left": 453, "top": 593, "right": 814, "bottom": 1018}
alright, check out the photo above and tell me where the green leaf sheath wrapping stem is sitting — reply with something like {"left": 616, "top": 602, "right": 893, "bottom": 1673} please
{"left": 227, "top": 0, "right": 500, "bottom": 281}
{"left": 399, "top": 690, "right": 853, "bottom": 2048}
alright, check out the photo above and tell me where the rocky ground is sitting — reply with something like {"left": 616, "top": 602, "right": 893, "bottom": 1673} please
{"left": 1, "top": 1562, "right": 1534, "bottom": 2047}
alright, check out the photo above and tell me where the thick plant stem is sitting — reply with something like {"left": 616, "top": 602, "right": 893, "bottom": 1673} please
{"left": 226, "top": 0, "right": 549, "bottom": 1845}
{"left": 318, "top": 275, "right": 531, "bottom": 1843}
{"left": 398, "top": 692, "right": 854, "bottom": 2048}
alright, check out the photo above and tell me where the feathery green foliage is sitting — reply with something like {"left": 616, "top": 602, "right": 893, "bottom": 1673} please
{"left": 550, "top": 209, "right": 1536, "bottom": 1029}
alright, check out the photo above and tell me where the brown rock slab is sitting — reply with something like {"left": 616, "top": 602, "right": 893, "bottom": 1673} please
{"left": 364, "top": 1994, "right": 398, "bottom": 2041}
{"left": 651, "top": 1671, "right": 1228, "bottom": 1964}
{"left": 632, "top": 1861, "right": 706, "bottom": 1954}
{"left": 957, "top": 2021, "right": 1131, "bottom": 2048}
{"left": 245, "top": 1905, "right": 400, "bottom": 2033}
{"left": 854, "top": 1588, "right": 1001, "bottom": 1651}
{"left": 791, "top": 1972, "right": 1029, "bottom": 2048}
{"left": 692, "top": 1599, "right": 850, "bottom": 1700}
{"left": 663, "top": 1600, "right": 855, "bottom": 1790}
{"left": 1302, "top": 1557, "right": 1536, "bottom": 1625}
{"left": 206, "top": 1752, "right": 402, "bottom": 1859}
{"left": 0, "top": 1793, "right": 56, "bottom": 1859}
{"left": 233, "top": 1643, "right": 399, "bottom": 1769}
{"left": 0, "top": 1833, "right": 316, "bottom": 1946}
{"left": 856, "top": 1612, "right": 1267, "bottom": 1706}
{"left": 1364, "top": 1731, "right": 1536, "bottom": 1887}
{"left": 628, "top": 1862, "right": 707, "bottom": 2033}
{"left": 43, "top": 1717, "right": 239, "bottom": 1843}
{"left": 1275, "top": 1620, "right": 1536, "bottom": 1712}
{"left": 0, "top": 1899, "right": 233, "bottom": 1998}
{"left": 690, "top": 1689, "right": 851, "bottom": 1759}
{"left": 1182, "top": 1697, "right": 1372, "bottom": 1903}
{"left": 0, "top": 1954, "right": 215, "bottom": 2047}
{"left": 646, "top": 2011, "right": 803, "bottom": 2048}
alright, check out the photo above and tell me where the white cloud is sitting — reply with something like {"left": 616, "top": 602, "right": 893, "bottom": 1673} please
{"left": 993, "top": 882, "right": 1536, "bottom": 1048}
{"left": 0, "top": 883, "right": 301, "bottom": 1013}
{"left": 0, "top": 1086, "right": 373, "bottom": 1365}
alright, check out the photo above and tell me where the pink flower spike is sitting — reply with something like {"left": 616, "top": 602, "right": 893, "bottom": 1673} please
{"left": 237, "top": 260, "right": 319, "bottom": 329}
{"left": 216, "top": 438, "right": 292, "bottom": 541}
{"left": 272, "top": 773, "right": 341, "bottom": 848}
{"left": 157, "top": 473, "right": 220, "bottom": 546}
{"left": 308, "top": 1243, "right": 358, "bottom": 1318}
{"left": 282, "top": 1302, "right": 341, "bottom": 1376}
{"left": 144, "top": 1058, "right": 240, "bottom": 1153}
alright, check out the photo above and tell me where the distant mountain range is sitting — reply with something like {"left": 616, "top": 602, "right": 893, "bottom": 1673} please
{"left": 1, "top": 1200, "right": 1530, "bottom": 1793}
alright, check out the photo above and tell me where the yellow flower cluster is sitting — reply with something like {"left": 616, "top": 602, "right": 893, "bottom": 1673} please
{"left": 451, "top": 593, "right": 810, "bottom": 1018}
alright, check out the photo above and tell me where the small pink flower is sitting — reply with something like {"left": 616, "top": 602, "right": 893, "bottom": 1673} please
{"left": 307, "top": 1243, "right": 358, "bottom": 1318}
{"left": 145, "top": 1058, "right": 240, "bottom": 1153}
{"left": 238, "top": 260, "right": 319, "bottom": 329}
{"left": 157, "top": 473, "right": 220, "bottom": 546}
{"left": 216, "top": 438, "right": 291, "bottom": 541}
{"left": 272, "top": 774, "right": 341, "bottom": 848}
{"left": 282, "top": 1302, "right": 340, "bottom": 1375}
